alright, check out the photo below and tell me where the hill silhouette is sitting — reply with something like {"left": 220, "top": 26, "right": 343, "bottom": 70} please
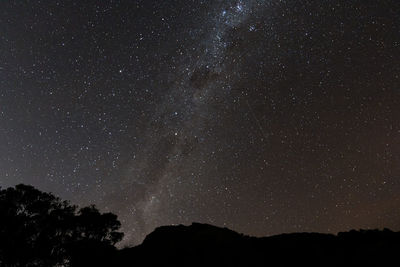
{"left": 1, "top": 184, "right": 399, "bottom": 266}
{"left": 118, "top": 223, "right": 400, "bottom": 267}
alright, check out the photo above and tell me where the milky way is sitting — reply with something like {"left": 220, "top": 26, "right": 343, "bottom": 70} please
{"left": 1, "top": 1, "right": 400, "bottom": 245}
{"left": 118, "top": 0, "right": 267, "bottom": 242}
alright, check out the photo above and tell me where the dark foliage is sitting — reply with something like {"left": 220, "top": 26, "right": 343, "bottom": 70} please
{"left": 1, "top": 184, "right": 399, "bottom": 267}
{"left": 0, "top": 184, "right": 123, "bottom": 267}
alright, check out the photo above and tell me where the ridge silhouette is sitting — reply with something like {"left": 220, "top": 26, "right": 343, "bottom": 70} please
{"left": 1, "top": 184, "right": 399, "bottom": 266}
{"left": 117, "top": 223, "right": 400, "bottom": 266}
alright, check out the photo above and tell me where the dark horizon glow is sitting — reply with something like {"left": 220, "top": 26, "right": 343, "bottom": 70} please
{"left": 1, "top": 0, "right": 399, "bottom": 246}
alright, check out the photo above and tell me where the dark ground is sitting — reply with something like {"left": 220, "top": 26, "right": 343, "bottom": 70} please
{"left": 116, "top": 223, "right": 400, "bottom": 267}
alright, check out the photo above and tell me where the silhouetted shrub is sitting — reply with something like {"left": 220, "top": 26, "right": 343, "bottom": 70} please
{"left": 1, "top": 184, "right": 400, "bottom": 267}
{"left": 0, "top": 184, "right": 123, "bottom": 266}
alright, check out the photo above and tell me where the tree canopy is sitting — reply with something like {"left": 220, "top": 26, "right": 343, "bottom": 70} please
{"left": 0, "top": 184, "right": 123, "bottom": 266}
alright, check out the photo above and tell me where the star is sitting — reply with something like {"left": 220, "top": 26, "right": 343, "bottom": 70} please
{"left": 1, "top": 0, "right": 399, "bottom": 247}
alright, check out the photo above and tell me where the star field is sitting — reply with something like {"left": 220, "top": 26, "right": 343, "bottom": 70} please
{"left": 1, "top": 0, "right": 400, "bottom": 245}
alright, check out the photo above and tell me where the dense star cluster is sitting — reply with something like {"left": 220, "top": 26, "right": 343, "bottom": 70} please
{"left": 1, "top": 0, "right": 399, "bottom": 245}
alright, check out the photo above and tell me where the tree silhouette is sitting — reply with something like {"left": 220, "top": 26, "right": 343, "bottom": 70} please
{"left": 0, "top": 184, "right": 123, "bottom": 266}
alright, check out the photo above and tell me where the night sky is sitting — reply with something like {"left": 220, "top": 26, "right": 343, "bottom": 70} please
{"left": 1, "top": 0, "right": 400, "bottom": 245}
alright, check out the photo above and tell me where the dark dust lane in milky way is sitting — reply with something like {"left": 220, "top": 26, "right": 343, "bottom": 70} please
{"left": 1, "top": 0, "right": 399, "bottom": 245}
